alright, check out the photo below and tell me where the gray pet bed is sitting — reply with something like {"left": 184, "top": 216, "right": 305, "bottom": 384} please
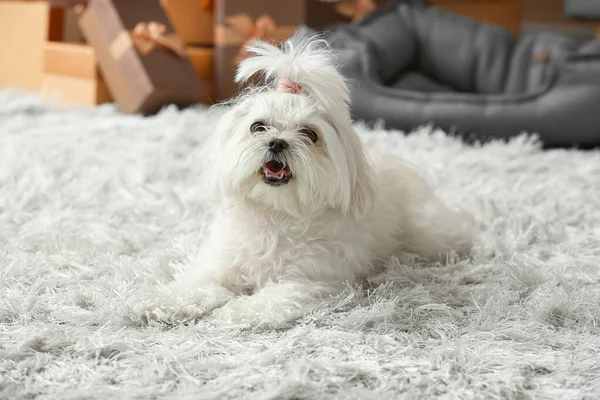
{"left": 319, "top": 0, "right": 600, "bottom": 148}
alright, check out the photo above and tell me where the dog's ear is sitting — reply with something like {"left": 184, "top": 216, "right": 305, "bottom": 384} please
{"left": 339, "top": 122, "right": 376, "bottom": 218}
{"left": 319, "top": 116, "right": 375, "bottom": 218}
{"left": 199, "top": 103, "right": 248, "bottom": 198}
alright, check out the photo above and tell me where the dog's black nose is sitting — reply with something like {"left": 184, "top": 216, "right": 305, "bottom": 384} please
{"left": 268, "top": 139, "right": 289, "bottom": 154}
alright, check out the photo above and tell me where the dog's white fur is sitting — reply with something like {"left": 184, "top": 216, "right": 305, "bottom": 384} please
{"left": 136, "top": 36, "right": 475, "bottom": 329}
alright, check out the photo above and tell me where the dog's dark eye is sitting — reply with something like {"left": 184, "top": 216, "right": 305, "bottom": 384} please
{"left": 250, "top": 121, "right": 267, "bottom": 133}
{"left": 300, "top": 127, "right": 318, "bottom": 143}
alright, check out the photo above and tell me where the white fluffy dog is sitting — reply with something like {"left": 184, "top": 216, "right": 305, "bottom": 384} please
{"left": 136, "top": 36, "right": 475, "bottom": 329}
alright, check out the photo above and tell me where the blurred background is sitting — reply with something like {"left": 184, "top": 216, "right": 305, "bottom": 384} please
{"left": 1, "top": 0, "right": 599, "bottom": 146}
{"left": 1, "top": 0, "right": 598, "bottom": 106}
{"left": 522, "top": 0, "right": 599, "bottom": 41}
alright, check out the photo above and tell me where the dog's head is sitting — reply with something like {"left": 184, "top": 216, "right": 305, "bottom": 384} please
{"left": 205, "top": 36, "right": 375, "bottom": 218}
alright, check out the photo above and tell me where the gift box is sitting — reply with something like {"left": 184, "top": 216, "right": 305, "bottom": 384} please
{"left": 215, "top": 0, "right": 302, "bottom": 101}
{"left": 41, "top": 41, "right": 111, "bottom": 107}
{"left": 161, "top": 0, "right": 214, "bottom": 45}
{"left": 0, "top": 1, "right": 49, "bottom": 92}
{"left": 187, "top": 47, "right": 215, "bottom": 104}
{"left": 78, "top": 0, "right": 207, "bottom": 115}
{"left": 0, "top": 0, "right": 90, "bottom": 93}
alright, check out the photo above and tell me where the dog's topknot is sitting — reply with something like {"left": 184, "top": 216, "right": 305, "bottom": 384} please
{"left": 235, "top": 33, "right": 351, "bottom": 119}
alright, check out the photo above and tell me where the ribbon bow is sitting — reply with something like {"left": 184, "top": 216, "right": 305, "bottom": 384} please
{"left": 226, "top": 14, "right": 296, "bottom": 67}
{"left": 131, "top": 22, "right": 188, "bottom": 59}
{"left": 233, "top": 15, "right": 278, "bottom": 66}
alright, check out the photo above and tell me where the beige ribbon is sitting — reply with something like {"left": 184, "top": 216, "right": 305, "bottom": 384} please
{"left": 109, "top": 21, "right": 188, "bottom": 60}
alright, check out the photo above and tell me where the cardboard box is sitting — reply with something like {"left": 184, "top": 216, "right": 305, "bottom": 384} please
{"left": 161, "top": 0, "right": 214, "bottom": 45}
{"left": 429, "top": 0, "right": 522, "bottom": 37}
{"left": 78, "top": 0, "right": 207, "bottom": 115}
{"left": 215, "top": 0, "right": 302, "bottom": 101}
{"left": 0, "top": 1, "right": 49, "bottom": 92}
{"left": 41, "top": 42, "right": 112, "bottom": 107}
{"left": 0, "top": 1, "right": 88, "bottom": 93}
{"left": 187, "top": 46, "right": 215, "bottom": 104}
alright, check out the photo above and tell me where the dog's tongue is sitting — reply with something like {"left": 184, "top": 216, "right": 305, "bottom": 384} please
{"left": 264, "top": 160, "right": 284, "bottom": 174}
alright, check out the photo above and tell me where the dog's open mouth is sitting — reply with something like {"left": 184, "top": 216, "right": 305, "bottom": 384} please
{"left": 261, "top": 160, "right": 292, "bottom": 186}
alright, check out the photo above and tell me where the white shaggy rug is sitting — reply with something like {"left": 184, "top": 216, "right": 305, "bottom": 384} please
{"left": 1, "top": 90, "right": 600, "bottom": 400}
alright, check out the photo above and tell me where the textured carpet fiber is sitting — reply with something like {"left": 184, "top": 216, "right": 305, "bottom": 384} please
{"left": 1, "top": 91, "right": 600, "bottom": 400}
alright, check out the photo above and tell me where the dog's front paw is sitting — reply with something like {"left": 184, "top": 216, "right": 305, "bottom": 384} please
{"left": 210, "top": 296, "right": 292, "bottom": 330}
{"left": 136, "top": 302, "right": 210, "bottom": 325}
{"left": 132, "top": 284, "right": 234, "bottom": 324}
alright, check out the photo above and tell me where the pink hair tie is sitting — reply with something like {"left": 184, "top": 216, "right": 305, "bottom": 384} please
{"left": 276, "top": 78, "right": 302, "bottom": 94}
